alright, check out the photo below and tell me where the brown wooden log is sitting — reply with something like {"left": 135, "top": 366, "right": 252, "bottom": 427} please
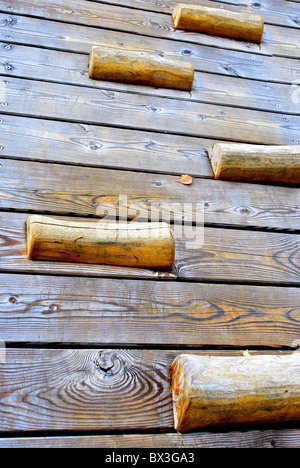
{"left": 26, "top": 215, "right": 175, "bottom": 269}
{"left": 171, "top": 353, "right": 300, "bottom": 431}
{"left": 89, "top": 46, "right": 194, "bottom": 90}
{"left": 208, "top": 143, "right": 300, "bottom": 184}
{"left": 172, "top": 4, "right": 264, "bottom": 43}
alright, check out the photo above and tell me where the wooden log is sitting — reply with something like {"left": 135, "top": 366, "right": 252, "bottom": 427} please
{"left": 171, "top": 353, "right": 300, "bottom": 431}
{"left": 172, "top": 4, "right": 264, "bottom": 43}
{"left": 89, "top": 46, "right": 194, "bottom": 91}
{"left": 26, "top": 215, "right": 175, "bottom": 270}
{"left": 208, "top": 143, "right": 300, "bottom": 184}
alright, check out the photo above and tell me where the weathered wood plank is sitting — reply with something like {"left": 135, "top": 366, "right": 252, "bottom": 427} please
{"left": 0, "top": 0, "right": 298, "bottom": 445}
{"left": 0, "top": 159, "right": 299, "bottom": 230}
{"left": 175, "top": 228, "right": 300, "bottom": 283}
{"left": 1, "top": 429, "right": 300, "bottom": 448}
{"left": 0, "top": 273, "right": 299, "bottom": 347}
{"left": 0, "top": 115, "right": 214, "bottom": 177}
{"left": 2, "top": 78, "right": 300, "bottom": 145}
{"left": 1, "top": 14, "right": 298, "bottom": 85}
{"left": 0, "top": 0, "right": 299, "bottom": 57}
{"left": 0, "top": 349, "right": 296, "bottom": 432}
{"left": 1, "top": 212, "right": 299, "bottom": 284}
{"left": 91, "top": 0, "right": 300, "bottom": 30}
{"left": 0, "top": 348, "right": 174, "bottom": 432}
{"left": 1, "top": 44, "right": 298, "bottom": 114}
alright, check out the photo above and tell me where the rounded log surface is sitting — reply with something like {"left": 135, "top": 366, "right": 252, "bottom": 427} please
{"left": 172, "top": 4, "right": 264, "bottom": 43}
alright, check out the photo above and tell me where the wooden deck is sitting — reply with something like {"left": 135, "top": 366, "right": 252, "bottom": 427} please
{"left": 0, "top": 0, "right": 300, "bottom": 449}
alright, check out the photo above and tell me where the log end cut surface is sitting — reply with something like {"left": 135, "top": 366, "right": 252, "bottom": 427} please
{"left": 208, "top": 143, "right": 300, "bottom": 184}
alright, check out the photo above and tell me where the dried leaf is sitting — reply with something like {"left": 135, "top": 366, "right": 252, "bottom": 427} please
{"left": 177, "top": 174, "right": 193, "bottom": 185}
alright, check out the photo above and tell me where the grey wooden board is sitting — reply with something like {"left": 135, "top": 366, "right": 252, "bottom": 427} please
{"left": 1, "top": 44, "right": 298, "bottom": 115}
{"left": 0, "top": 273, "right": 299, "bottom": 347}
{"left": 0, "top": 115, "right": 214, "bottom": 177}
{"left": 0, "top": 0, "right": 299, "bottom": 58}
{"left": 2, "top": 429, "right": 300, "bottom": 448}
{"left": 0, "top": 348, "right": 296, "bottom": 433}
{"left": 0, "top": 14, "right": 299, "bottom": 85}
{"left": 1, "top": 211, "right": 299, "bottom": 284}
{"left": 1, "top": 77, "right": 300, "bottom": 145}
{"left": 1, "top": 159, "right": 300, "bottom": 230}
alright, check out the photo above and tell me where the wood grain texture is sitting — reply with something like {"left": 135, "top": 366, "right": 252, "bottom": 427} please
{"left": 2, "top": 429, "right": 300, "bottom": 448}
{"left": 0, "top": 348, "right": 296, "bottom": 433}
{"left": 0, "top": 158, "right": 299, "bottom": 230}
{"left": 1, "top": 212, "right": 299, "bottom": 285}
{"left": 90, "top": 0, "right": 300, "bottom": 30}
{"left": 0, "top": 115, "right": 214, "bottom": 177}
{"left": 0, "top": 273, "right": 299, "bottom": 347}
{"left": 171, "top": 354, "right": 300, "bottom": 431}
{"left": 0, "top": 348, "right": 173, "bottom": 432}
{"left": 2, "top": 77, "right": 300, "bottom": 145}
{"left": 2, "top": 44, "right": 298, "bottom": 115}
{"left": 175, "top": 227, "right": 300, "bottom": 284}
{"left": 1, "top": 15, "right": 298, "bottom": 85}
{"left": 0, "top": 0, "right": 299, "bottom": 58}
{"left": 0, "top": 0, "right": 298, "bottom": 447}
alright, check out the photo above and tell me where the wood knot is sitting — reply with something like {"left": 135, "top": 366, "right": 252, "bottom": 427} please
{"left": 89, "top": 141, "right": 103, "bottom": 151}
{"left": 5, "top": 17, "right": 17, "bottom": 26}
{"left": 240, "top": 207, "right": 251, "bottom": 216}
{"left": 94, "top": 351, "right": 121, "bottom": 377}
{"left": 147, "top": 20, "right": 162, "bottom": 29}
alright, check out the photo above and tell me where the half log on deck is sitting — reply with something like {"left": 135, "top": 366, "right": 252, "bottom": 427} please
{"left": 171, "top": 353, "right": 300, "bottom": 431}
